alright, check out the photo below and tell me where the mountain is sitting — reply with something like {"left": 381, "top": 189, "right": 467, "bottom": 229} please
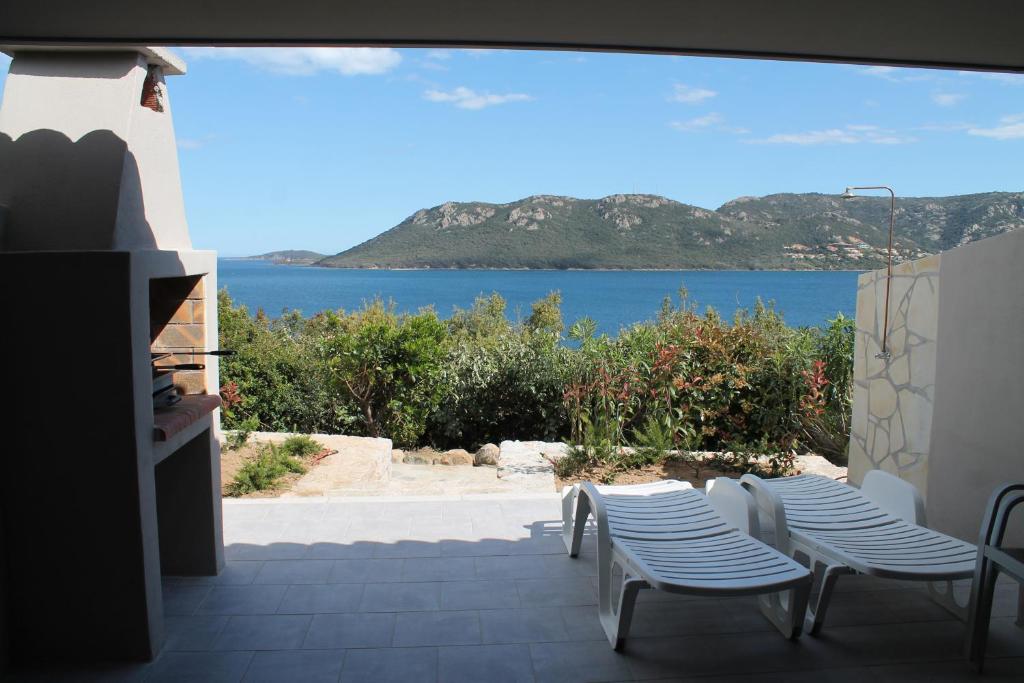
{"left": 317, "top": 192, "right": 1024, "bottom": 270}
{"left": 244, "top": 250, "right": 325, "bottom": 265}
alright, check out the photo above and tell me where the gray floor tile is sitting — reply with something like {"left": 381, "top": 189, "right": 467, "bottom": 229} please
{"left": 373, "top": 539, "right": 444, "bottom": 558}
{"left": 213, "top": 614, "right": 312, "bottom": 651}
{"left": 196, "top": 585, "right": 288, "bottom": 616}
{"left": 164, "top": 615, "right": 230, "bottom": 651}
{"left": 629, "top": 599, "right": 742, "bottom": 637}
{"left": 441, "top": 538, "right": 519, "bottom": 557}
{"left": 360, "top": 581, "right": 443, "bottom": 612}
{"left": 146, "top": 651, "right": 254, "bottom": 683}
{"left": 475, "top": 555, "right": 550, "bottom": 580}
{"left": 165, "top": 561, "right": 265, "bottom": 586}
{"left": 480, "top": 607, "right": 571, "bottom": 644}
{"left": 253, "top": 559, "right": 334, "bottom": 585}
{"left": 516, "top": 578, "right": 597, "bottom": 607}
{"left": 302, "top": 613, "right": 396, "bottom": 649}
{"left": 530, "top": 640, "right": 633, "bottom": 683}
{"left": 340, "top": 646, "right": 438, "bottom": 683}
{"left": 559, "top": 606, "right": 606, "bottom": 641}
{"left": 442, "top": 580, "right": 521, "bottom": 610}
{"left": 307, "top": 541, "right": 377, "bottom": 560}
{"left": 403, "top": 556, "right": 478, "bottom": 581}
{"left": 242, "top": 650, "right": 345, "bottom": 683}
{"left": 438, "top": 644, "right": 536, "bottom": 683}
{"left": 225, "top": 542, "right": 309, "bottom": 561}
{"left": 277, "top": 584, "right": 365, "bottom": 614}
{"left": 542, "top": 554, "right": 598, "bottom": 578}
{"left": 329, "top": 558, "right": 404, "bottom": 583}
{"left": 162, "top": 583, "right": 214, "bottom": 616}
{"left": 393, "top": 610, "right": 482, "bottom": 646}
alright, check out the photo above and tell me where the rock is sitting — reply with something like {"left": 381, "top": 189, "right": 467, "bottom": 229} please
{"left": 794, "top": 454, "right": 848, "bottom": 480}
{"left": 540, "top": 442, "right": 570, "bottom": 463}
{"left": 403, "top": 450, "right": 437, "bottom": 465}
{"left": 497, "top": 440, "right": 558, "bottom": 491}
{"left": 391, "top": 449, "right": 405, "bottom": 463}
{"left": 474, "top": 443, "right": 500, "bottom": 466}
{"left": 440, "top": 449, "right": 474, "bottom": 466}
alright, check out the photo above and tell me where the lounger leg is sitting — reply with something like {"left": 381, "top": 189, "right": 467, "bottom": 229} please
{"left": 758, "top": 581, "right": 811, "bottom": 639}
{"left": 561, "top": 485, "right": 579, "bottom": 554}
{"left": 567, "top": 491, "right": 591, "bottom": 558}
{"left": 928, "top": 579, "right": 970, "bottom": 620}
{"left": 1017, "top": 583, "right": 1023, "bottom": 628}
{"left": 805, "top": 560, "right": 852, "bottom": 635}
{"left": 597, "top": 564, "right": 644, "bottom": 651}
{"left": 965, "top": 563, "right": 1000, "bottom": 671}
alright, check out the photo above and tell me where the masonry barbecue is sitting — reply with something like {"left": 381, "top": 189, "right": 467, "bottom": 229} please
{"left": 0, "top": 46, "right": 225, "bottom": 664}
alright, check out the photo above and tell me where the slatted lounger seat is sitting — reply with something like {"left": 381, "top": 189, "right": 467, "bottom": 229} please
{"left": 740, "top": 471, "right": 977, "bottom": 634}
{"left": 562, "top": 479, "right": 812, "bottom": 649}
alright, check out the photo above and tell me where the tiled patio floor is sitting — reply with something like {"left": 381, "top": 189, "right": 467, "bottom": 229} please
{"left": 13, "top": 494, "right": 1024, "bottom": 681}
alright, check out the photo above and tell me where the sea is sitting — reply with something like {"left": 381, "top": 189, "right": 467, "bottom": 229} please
{"left": 217, "top": 260, "right": 861, "bottom": 335}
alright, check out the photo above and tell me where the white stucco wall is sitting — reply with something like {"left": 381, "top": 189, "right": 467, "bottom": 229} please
{"left": 0, "top": 50, "right": 190, "bottom": 251}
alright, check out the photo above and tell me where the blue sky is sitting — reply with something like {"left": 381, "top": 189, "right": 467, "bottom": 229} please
{"left": 1, "top": 48, "right": 1021, "bottom": 255}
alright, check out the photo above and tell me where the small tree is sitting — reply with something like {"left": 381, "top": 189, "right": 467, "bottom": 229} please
{"left": 320, "top": 301, "right": 447, "bottom": 446}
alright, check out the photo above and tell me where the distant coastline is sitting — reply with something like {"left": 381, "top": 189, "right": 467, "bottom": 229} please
{"left": 224, "top": 258, "right": 867, "bottom": 274}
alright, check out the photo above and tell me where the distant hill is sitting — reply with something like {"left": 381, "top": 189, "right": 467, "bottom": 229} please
{"left": 244, "top": 250, "right": 325, "bottom": 265}
{"left": 317, "top": 191, "right": 1024, "bottom": 270}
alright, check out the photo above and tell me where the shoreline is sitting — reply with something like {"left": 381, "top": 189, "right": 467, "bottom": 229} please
{"left": 226, "top": 258, "right": 868, "bottom": 274}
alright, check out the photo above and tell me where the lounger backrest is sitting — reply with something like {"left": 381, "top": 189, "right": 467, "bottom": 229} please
{"left": 748, "top": 474, "right": 897, "bottom": 531}
{"left": 860, "top": 469, "right": 927, "bottom": 525}
{"left": 707, "top": 477, "right": 761, "bottom": 537}
{"left": 592, "top": 480, "right": 734, "bottom": 541}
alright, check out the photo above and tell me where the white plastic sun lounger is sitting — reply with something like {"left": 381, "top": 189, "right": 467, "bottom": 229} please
{"left": 561, "top": 479, "right": 811, "bottom": 650}
{"left": 740, "top": 471, "right": 977, "bottom": 634}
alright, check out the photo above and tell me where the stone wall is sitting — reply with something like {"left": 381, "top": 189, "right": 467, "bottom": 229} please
{"left": 849, "top": 255, "right": 940, "bottom": 496}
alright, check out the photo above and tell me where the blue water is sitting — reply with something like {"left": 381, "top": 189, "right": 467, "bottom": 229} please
{"left": 217, "top": 260, "right": 859, "bottom": 334}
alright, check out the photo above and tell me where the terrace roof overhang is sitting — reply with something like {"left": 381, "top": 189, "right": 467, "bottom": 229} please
{"left": 0, "top": 0, "right": 1022, "bottom": 73}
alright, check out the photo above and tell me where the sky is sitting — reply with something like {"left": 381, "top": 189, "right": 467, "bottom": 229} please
{"left": 0, "top": 47, "right": 1021, "bottom": 255}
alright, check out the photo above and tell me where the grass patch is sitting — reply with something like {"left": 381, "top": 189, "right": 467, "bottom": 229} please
{"left": 227, "top": 443, "right": 307, "bottom": 496}
{"left": 280, "top": 434, "right": 322, "bottom": 458}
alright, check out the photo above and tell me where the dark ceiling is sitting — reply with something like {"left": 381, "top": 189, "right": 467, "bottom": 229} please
{"left": 1, "top": 0, "right": 1022, "bottom": 72}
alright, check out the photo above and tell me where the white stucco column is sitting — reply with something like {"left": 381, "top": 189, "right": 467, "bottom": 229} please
{"left": 0, "top": 46, "right": 190, "bottom": 251}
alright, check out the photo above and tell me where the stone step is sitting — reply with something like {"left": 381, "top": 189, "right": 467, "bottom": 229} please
{"left": 496, "top": 440, "right": 566, "bottom": 492}
{"left": 244, "top": 432, "right": 393, "bottom": 497}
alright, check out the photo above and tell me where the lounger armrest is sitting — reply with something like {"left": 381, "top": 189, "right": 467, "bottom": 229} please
{"left": 861, "top": 470, "right": 927, "bottom": 525}
{"left": 578, "top": 481, "right": 612, "bottom": 543}
{"left": 740, "top": 474, "right": 791, "bottom": 553}
{"left": 707, "top": 478, "right": 761, "bottom": 537}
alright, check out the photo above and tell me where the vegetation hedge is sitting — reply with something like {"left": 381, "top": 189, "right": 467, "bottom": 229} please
{"left": 217, "top": 287, "right": 854, "bottom": 463}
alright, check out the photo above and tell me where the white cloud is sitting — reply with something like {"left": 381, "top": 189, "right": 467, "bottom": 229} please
{"left": 959, "top": 71, "right": 1024, "bottom": 86}
{"left": 968, "top": 113, "right": 1024, "bottom": 140}
{"left": 425, "top": 49, "right": 454, "bottom": 61}
{"left": 181, "top": 47, "right": 402, "bottom": 76}
{"left": 176, "top": 134, "right": 215, "bottom": 150}
{"left": 748, "top": 124, "right": 915, "bottom": 145}
{"left": 423, "top": 86, "right": 532, "bottom": 110}
{"left": 671, "top": 112, "right": 722, "bottom": 130}
{"left": 857, "top": 65, "right": 934, "bottom": 83}
{"left": 915, "top": 121, "right": 976, "bottom": 132}
{"left": 668, "top": 83, "right": 717, "bottom": 104}
{"left": 670, "top": 113, "right": 748, "bottom": 135}
{"left": 932, "top": 92, "right": 966, "bottom": 107}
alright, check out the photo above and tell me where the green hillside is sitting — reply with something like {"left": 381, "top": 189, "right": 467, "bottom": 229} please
{"left": 318, "top": 191, "right": 1024, "bottom": 270}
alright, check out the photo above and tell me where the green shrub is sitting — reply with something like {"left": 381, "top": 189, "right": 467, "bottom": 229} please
{"left": 219, "top": 283, "right": 855, "bottom": 472}
{"left": 316, "top": 300, "right": 448, "bottom": 447}
{"left": 280, "top": 434, "right": 322, "bottom": 458}
{"left": 224, "top": 415, "right": 259, "bottom": 451}
{"left": 227, "top": 443, "right": 307, "bottom": 495}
